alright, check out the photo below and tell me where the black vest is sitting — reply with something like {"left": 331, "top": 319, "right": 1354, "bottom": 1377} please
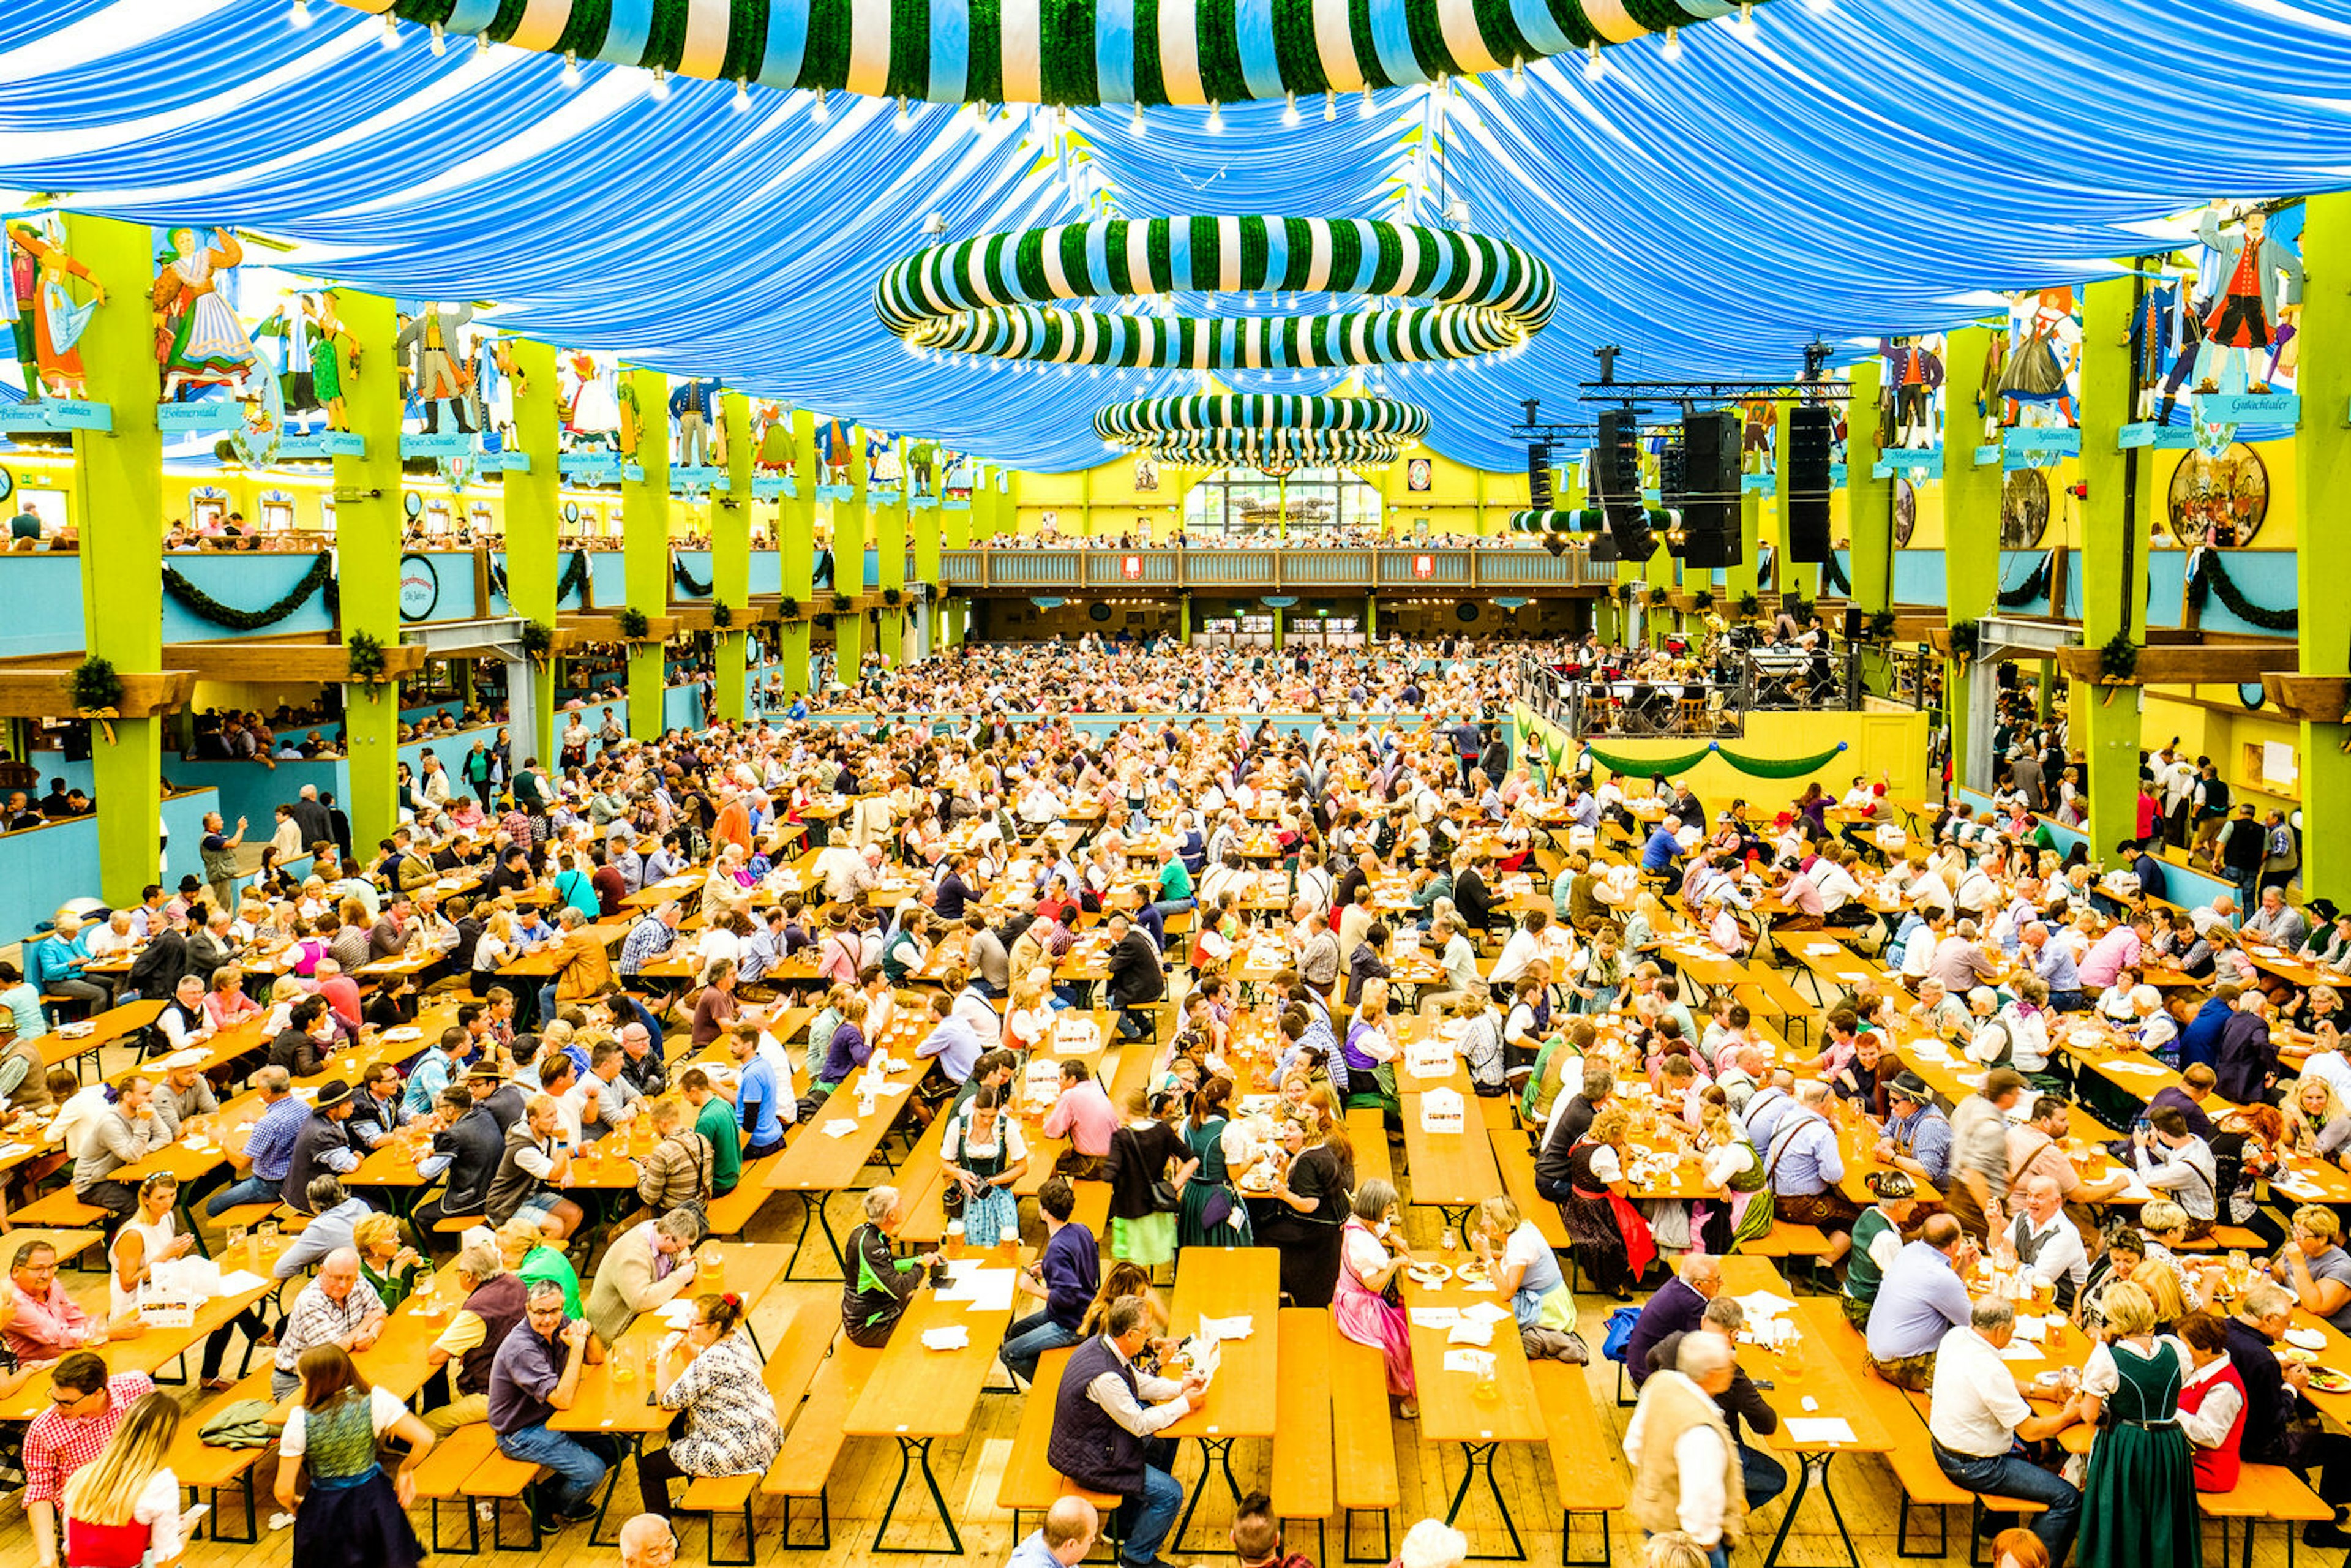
{"left": 435, "top": 1106, "right": 505, "bottom": 1214}
{"left": 1048, "top": 1335, "right": 1149, "bottom": 1495}
{"left": 456, "top": 1272, "right": 529, "bottom": 1395}
{"left": 280, "top": 1111, "right": 349, "bottom": 1211}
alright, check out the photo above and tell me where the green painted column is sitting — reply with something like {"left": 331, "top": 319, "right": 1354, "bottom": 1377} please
{"left": 780, "top": 411, "right": 815, "bottom": 695}
{"left": 712, "top": 392, "right": 752, "bottom": 723}
{"left": 1271, "top": 605, "right": 1285, "bottom": 650}
{"left": 2298, "top": 194, "right": 2351, "bottom": 902}
{"left": 1772, "top": 403, "right": 1799, "bottom": 601}
{"left": 833, "top": 428, "right": 869, "bottom": 680}
{"left": 64, "top": 215, "right": 162, "bottom": 905}
{"left": 332, "top": 291, "right": 404, "bottom": 848}
{"left": 1179, "top": 594, "right": 1192, "bottom": 645}
{"left": 1845, "top": 359, "right": 1892, "bottom": 692}
{"left": 1641, "top": 542, "right": 1675, "bottom": 645}
{"left": 1941, "top": 324, "right": 1999, "bottom": 783}
{"left": 1365, "top": 593, "right": 1377, "bottom": 640}
{"left": 502, "top": 340, "right": 561, "bottom": 767}
{"left": 1727, "top": 487, "right": 1761, "bottom": 606}
{"left": 622, "top": 367, "right": 669, "bottom": 740}
{"left": 875, "top": 451, "right": 907, "bottom": 666}
{"left": 2075, "top": 278, "right": 2153, "bottom": 855}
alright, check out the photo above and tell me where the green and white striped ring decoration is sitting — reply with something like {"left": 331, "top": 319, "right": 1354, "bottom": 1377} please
{"left": 1097, "top": 393, "right": 1427, "bottom": 466}
{"left": 1508, "top": 508, "right": 1599, "bottom": 534}
{"left": 336, "top": 0, "right": 1765, "bottom": 108}
{"left": 881, "top": 217, "right": 1553, "bottom": 370}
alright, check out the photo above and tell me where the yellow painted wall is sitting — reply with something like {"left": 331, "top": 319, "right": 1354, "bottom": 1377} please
{"left": 1888, "top": 437, "right": 2297, "bottom": 553}
{"left": 2135, "top": 688, "right": 2304, "bottom": 819}
{"left": 1518, "top": 706, "right": 1934, "bottom": 808}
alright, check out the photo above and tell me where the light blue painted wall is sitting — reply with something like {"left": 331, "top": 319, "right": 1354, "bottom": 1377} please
{"left": 0, "top": 788, "right": 222, "bottom": 942}
{"left": 0, "top": 556, "right": 83, "bottom": 658}
{"left": 162, "top": 553, "right": 336, "bottom": 643}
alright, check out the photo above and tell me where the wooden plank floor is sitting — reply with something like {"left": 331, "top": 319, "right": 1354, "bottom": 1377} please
{"left": 7, "top": 1061, "right": 2304, "bottom": 1567}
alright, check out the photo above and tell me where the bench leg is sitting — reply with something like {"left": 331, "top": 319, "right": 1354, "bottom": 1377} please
{"left": 426, "top": 1495, "right": 482, "bottom": 1556}
{"left": 1342, "top": 1508, "right": 1393, "bottom": 1566}
{"left": 489, "top": 1493, "right": 542, "bottom": 1552}
{"left": 870, "top": 1434, "right": 962, "bottom": 1554}
{"left": 1442, "top": 1441, "right": 1525, "bottom": 1562}
{"left": 1561, "top": 1510, "right": 1613, "bottom": 1568}
{"left": 1894, "top": 1494, "right": 1948, "bottom": 1559}
{"left": 777, "top": 1488, "right": 832, "bottom": 1551}
{"left": 702, "top": 1497, "right": 757, "bottom": 1567}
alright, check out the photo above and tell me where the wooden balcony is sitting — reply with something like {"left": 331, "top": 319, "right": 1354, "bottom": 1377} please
{"left": 935, "top": 547, "right": 1617, "bottom": 595}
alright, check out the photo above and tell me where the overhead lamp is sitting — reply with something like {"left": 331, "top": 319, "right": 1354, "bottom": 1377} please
{"left": 923, "top": 211, "right": 947, "bottom": 235}
{"left": 1207, "top": 100, "right": 1224, "bottom": 133}
{"left": 561, "top": 49, "right": 581, "bottom": 85}
{"left": 1283, "top": 91, "right": 1300, "bottom": 127}
{"left": 1737, "top": 2, "right": 1758, "bottom": 36}
{"left": 1131, "top": 101, "right": 1147, "bottom": 135}
{"left": 1509, "top": 56, "right": 1526, "bottom": 93}
{"left": 1583, "top": 40, "right": 1605, "bottom": 80}
{"left": 650, "top": 64, "right": 671, "bottom": 99}
{"left": 1660, "top": 25, "right": 1684, "bottom": 61}
{"left": 1360, "top": 84, "right": 1376, "bottom": 118}
{"left": 474, "top": 28, "right": 490, "bottom": 52}
{"left": 378, "top": 13, "right": 399, "bottom": 46}
{"left": 288, "top": 0, "right": 312, "bottom": 24}
{"left": 429, "top": 21, "right": 446, "bottom": 53}
{"left": 1444, "top": 197, "right": 1471, "bottom": 227}
{"left": 809, "top": 86, "right": 830, "bottom": 122}
{"left": 896, "top": 94, "right": 912, "bottom": 130}
{"left": 1324, "top": 90, "right": 1338, "bottom": 122}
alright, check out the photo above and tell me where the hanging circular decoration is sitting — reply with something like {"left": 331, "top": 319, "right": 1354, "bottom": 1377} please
{"left": 1999, "top": 469, "right": 2049, "bottom": 550}
{"left": 2164, "top": 441, "right": 2268, "bottom": 548}
{"left": 1095, "top": 393, "right": 1427, "bottom": 470}
{"left": 1507, "top": 509, "right": 1599, "bottom": 538}
{"left": 880, "top": 217, "right": 1554, "bottom": 370}
{"left": 341, "top": 0, "right": 1755, "bottom": 107}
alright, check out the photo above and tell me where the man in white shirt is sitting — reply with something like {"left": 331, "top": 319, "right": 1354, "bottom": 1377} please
{"left": 2006, "top": 1174, "right": 2087, "bottom": 1310}
{"left": 1927, "top": 1299, "right": 2082, "bottom": 1560}
{"left": 1625, "top": 1330, "right": 1744, "bottom": 1559}
{"left": 2133, "top": 1105, "right": 2219, "bottom": 1229}
{"left": 1487, "top": 911, "right": 1548, "bottom": 989}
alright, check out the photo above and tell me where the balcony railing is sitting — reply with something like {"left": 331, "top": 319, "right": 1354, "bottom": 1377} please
{"left": 937, "top": 547, "right": 1617, "bottom": 593}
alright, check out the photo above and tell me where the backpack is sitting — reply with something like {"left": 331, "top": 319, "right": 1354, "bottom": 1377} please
{"left": 1600, "top": 1304, "right": 1642, "bottom": 1364}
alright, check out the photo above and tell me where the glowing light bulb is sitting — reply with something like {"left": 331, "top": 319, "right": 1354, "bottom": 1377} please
{"left": 1360, "top": 84, "right": 1375, "bottom": 118}
{"left": 1660, "top": 24, "right": 1684, "bottom": 61}
{"left": 287, "top": 0, "right": 312, "bottom": 24}
{"left": 1509, "top": 56, "right": 1526, "bottom": 94}
{"left": 809, "top": 86, "right": 829, "bottom": 122}
{"left": 1583, "top": 41, "right": 1605, "bottom": 80}
{"left": 1131, "top": 101, "right": 1147, "bottom": 135}
{"left": 651, "top": 65, "right": 671, "bottom": 99}
{"left": 1737, "top": 2, "right": 1758, "bottom": 36}
{"left": 561, "top": 50, "right": 581, "bottom": 85}
{"left": 1324, "top": 90, "right": 1337, "bottom": 122}
{"left": 429, "top": 21, "right": 446, "bottom": 54}
{"left": 378, "top": 13, "right": 399, "bottom": 47}
{"left": 1207, "top": 100, "right": 1224, "bottom": 133}
{"left": 895, "top": 95, "right": 912, "bottom": 130}
{"left": 1283, "top": 91, "right": 1300, "bottom": 127}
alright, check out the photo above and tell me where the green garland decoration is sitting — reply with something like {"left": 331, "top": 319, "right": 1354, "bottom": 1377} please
{"left": 672, "top": 554, "right": 713, "bottom": 597}
{"left": 1583, "top": 740, "right": 1851, "bottom": 780}
{"left": 778, "top": 595, "right": 803, "bottom": 620}
{"left": 2184, "top": 549, "right": 2298, "bottom": 632}
{"left": 1866, "top": 609, "right": 1898, "bottom": 642}
{"left": 881, "top": 217, "right": 1554, "bottom": 371}
{"left": 520, "top": 620, "right": 557, "bottom": 662}
{"left": 1097, "top": 393, "right": 1430, "bottom": 467}
{"left": 1646, "top": 587, "right": 1669, "bottom": 607}
{"left": 712, "top": 600, "right": 736, "bottom": 628}
{"left": 882, "top": 587, "right": 903, "bottom": 607}
{"left": 1737, "top": 591, "right": 1761, "bottom": 619}
{"left": 2099, "top": 633, "right": 2140, "bottom": 684}
{"left": 617, "top": 607, "right": 652, "bottom": 641}
{"left": 70, "top": 656, "right": 123, "bottom": 713}
{"left": 558, "top": 550, "right": 593, "bottom": 608}
{"left": 1948, "top": 619, "right": 1982, "bottom": 663}
{"left": 358, "top": 0, "right": 1755, "bottom": 105}
{"left": 1996, "top": 550, "right": 2053, "bottom": 609}
{"left": 345, "top": 629, "right": 390, "bottom": 687}
{"left": 162, "top": 550, "right": 335, "bottom": 631}
{"left": 1693, "top": 590, "right": 1715, "bottom": 611}
{"left": 831, "top": 593, "right": 854, "bottom": 612}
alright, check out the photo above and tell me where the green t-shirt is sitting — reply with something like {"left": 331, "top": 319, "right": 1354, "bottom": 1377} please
{"left": 697, "top": 1095, "right": 744, "bottom": 1194}
{"left": 520, "top": 1244, "right": 582, "bottom": 1318}
{"left": 1159, "top": 859, "right": 1194, "bottom": 901}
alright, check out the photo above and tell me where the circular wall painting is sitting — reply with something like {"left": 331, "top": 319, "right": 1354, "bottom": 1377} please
{"left": 2165, "top": 442, "right": 2269, "bottom": 548}
{"left": 1892, "top": 476, "right": 1917, "bottom": 547}
{"left": 2000, "top": 469, "right": 2050, "bottom": 549}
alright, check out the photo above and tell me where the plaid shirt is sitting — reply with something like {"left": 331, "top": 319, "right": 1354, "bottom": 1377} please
{"left": 618, "top": 915, "right": 675, "bottom": 975}
{"left": 243, "top": 1093, "right": 312, "bottom": 1184}
{"left": 25, "top": 1372, "right": 153, "bottom": 1506}
{"left": 274, "top": 1277, "right": 385, "bottom": 1375}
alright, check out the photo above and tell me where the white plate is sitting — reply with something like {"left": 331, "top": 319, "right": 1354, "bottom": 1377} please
{"left": 2287, "top": 1327, "right": 2328, "bottom": 1352}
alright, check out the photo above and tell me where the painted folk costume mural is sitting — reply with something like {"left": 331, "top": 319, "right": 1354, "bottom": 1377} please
{"left": 1877, "top": 335, "right": 1944, "bottom": 448}
{"left": 151, "top": 227, "right": 259, "bottom": 400}
{"left": 1986, "top": 288, "right": 2080, "bottom": 429}
{"left": 395, "top": 302, "right": 478, "bottom": 433}
{"left": 4, "top": 217, "right": 106, "bottom": 400}
{"left": 2194, "top": 203, "right": 2303, "bottom": 397}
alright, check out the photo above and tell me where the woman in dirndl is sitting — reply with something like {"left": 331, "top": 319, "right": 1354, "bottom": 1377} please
{"left": 1559, "top": 1106, "right": 1657, "bottom": 1299}
{"left": 941, "top": 1083, "right": 1028, "bottom": 1250}
{"left": 1177, "top": 1075, "right": 1257, "bottom": 1249}
{"left": 276, "top": 1345, "right": 435, "bottom": 1568}
{"left": 1333, "top": 1179, "right": 1418, "bottom": 1419}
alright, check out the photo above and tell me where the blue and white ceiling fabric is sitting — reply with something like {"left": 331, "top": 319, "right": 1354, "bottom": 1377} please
{"left": 3, "top": 0, "right": 2350, "bottom": 471}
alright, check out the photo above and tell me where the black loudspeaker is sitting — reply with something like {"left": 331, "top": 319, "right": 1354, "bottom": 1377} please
{"left": 1844, "top": 604, "right": 1865, "bottom": 639}
{"left": 1657, "top": 440, "right": 1689, "bottom": 556}
{"left": 1787, "top": 403, "right": 1833, "bottom": 563}
{"left": 1681, "top": 410, "right": 1742, "bottom": 569}
{"left": 1527, "top": 442, "right": 1553, "bottom": 510}
{"left": 1596, "top": 409, "right": 1657, "bottom": 561}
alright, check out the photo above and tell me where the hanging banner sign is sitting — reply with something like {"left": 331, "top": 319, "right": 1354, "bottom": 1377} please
{"left": 2117, "top": 422, "right": 2198, "bottom": 451}
{"left": 2003, "top": 426, "right": 2082, "bottom": 457}
{"left": 752, "top": 475, "right": 789, "bottom": 500}
{"left": 158, "top": 402, "right": 245, "bottom": 433}
{"left": 0, "top": 399, "right": 111, "bottom": 432}
{"left": 399, "top": 431, "right": 479, "bottom": 458}
{"left": 279, "top": 431, "right": 366, "bottom": 459}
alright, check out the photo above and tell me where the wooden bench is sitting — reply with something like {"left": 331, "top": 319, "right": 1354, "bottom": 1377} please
{"left": 999, "top": 1347, "right": 1115, "bottom": 1558}
{"left": 2172, "top": 1224, "right": 2268, "bottom": 1253}
{"left": 1528, "top": 1360, "right": 1630, "bottom": 1567}
{"left": 410, "top": 1424, "right": 512, "bottom": 1554}
{"left": 2196, "top": 1461, "right": 2332, "bottom": 1567}
{"left": 679, "top": 1302, "right": 835, "bottom": 1564}
{"left": 1271, "top": 1308, "right": 1335, "bottom": 1563}
{"left": 759, "top": 1339, "right": 882, "bottom": 1550}
{"left": 700, "top": 1153, "right": 781, "bottom": 1238}
{"left": 8, "top": 1188, "right": 108, "bottom": 1229}
{"left": 459, "top": 1446, "right": 546, "bottom": 1552}
{"left": 889, "top": 1119, "right": 955, "bottom": 1246}
{"left": 1742, "top": 1221, "right": 1840, "bottom": 1288}
{"left": 1329, "top": 1321, "right": 1401, "bottom": 1563}
{"left": 1346, "top": 1108, "right": 1392, "bottom": 1189}
{"left": 1488, "top": 1130, "right": 1570, "bottom": 1251}
{"left": 163, "top": 1368, "right": 279, "bottom": 1545}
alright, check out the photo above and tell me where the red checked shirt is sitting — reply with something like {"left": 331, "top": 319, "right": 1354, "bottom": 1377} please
{"left": 25, "top": 1372, "right": 154, "bottom": 1506}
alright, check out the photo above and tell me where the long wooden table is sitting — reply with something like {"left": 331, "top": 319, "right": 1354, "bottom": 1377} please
{"left": 762, "top": 1014, "right": 934, "bottom": 1279}
{"left": 1401, "top": 1271, "right": 1545, "bottom": 1559}
{"left": 1162, "top": 1245, "right": 1281, "bottom": 1552}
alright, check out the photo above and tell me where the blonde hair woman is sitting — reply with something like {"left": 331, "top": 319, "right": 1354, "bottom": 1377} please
{"left": 352, "top": 1212, "right": 422, "bottom": 1311}
{"left": 60, "top": 1390, "right": 203, "bottom": 1567}
{"left": 2285, "top": 1075, "right": 2351, "bottom": 1161}
{"left": 2071, "top": 1279, "right": 2200, "bottom": 1568}
{"left": 1004, "top": 970, "right": 1053, "bottom": 1057}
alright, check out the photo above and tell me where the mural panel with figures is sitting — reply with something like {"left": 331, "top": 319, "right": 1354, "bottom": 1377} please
{"left": 2165, "top": 442, "right": 2269, "bottom": 547}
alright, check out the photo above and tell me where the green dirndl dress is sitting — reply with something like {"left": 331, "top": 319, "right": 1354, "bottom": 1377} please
{"left": 1727, "top": 1136, "right": 1776, "bottom": 1247}
{"left": 1177, "top": 1116, "right": 1254, "bottom": 1249}
{"left": 2075, "top": 1338, "right": 2200, "bottom": 1568}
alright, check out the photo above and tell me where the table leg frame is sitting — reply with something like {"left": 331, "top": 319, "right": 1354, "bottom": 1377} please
{"left": 1761, "top": 1454, "right": 1861, "bottom": 1568}
{"left": 1443, "top": 1440, "right": 1526, "bottom": 1562}
{"left": 1559, "top": 1507, "right": 1613, "bottom": 1568}
{"left": 585, "top": 1434, "right": 642, "bottom": 1549}
{"left": 1171, "top": 1435, "right": 1245, "bottom": 1555}
{"left": 781, "top": 1189, "right": 849, "bottom": 1282}
{"left": 870, "top": 1434, "right": 963, "bottom": 1555}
